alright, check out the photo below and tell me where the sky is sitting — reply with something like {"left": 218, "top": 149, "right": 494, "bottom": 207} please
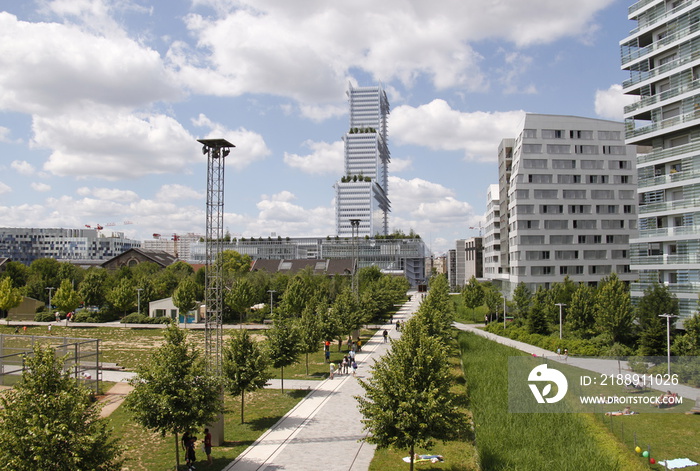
{"left": 0, "top": 0, "right": 638, "bottom": 256}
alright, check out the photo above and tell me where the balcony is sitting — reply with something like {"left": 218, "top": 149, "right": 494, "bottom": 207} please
{"left": 638, "top": 168, "right": 700, "bottom": 187}
{"left": 639, "top": 196, "right": 700, "bottom": 214}
{"left": 637, "top": 139, "right": 700, "bottom": 165}
{"left": 625, "top": 2, "right": 692, "bottom": 39}
{"left": 636, "top": 225, "right": 700, "bottom": 238}
{"left": 626, "top": 108, "right": 700, "bottom": 140}
{"left": 631, "top": 281, "right": 700, "bottom": 295}
{"left": 625, "top": 79, "right": 700, "bottom": 116}
{"left": 622, "top": 20, "right": 700, "bottom": 66}
{"left": 631, "top": 253, "right": 700, "bottom": 265}
{"left": 623, "top": 41, "right": 700, "bottom": 90}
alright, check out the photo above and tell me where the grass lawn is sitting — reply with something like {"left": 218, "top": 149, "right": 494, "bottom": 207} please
{"left": 451, "top": 294, "right": 487, "bottom": 324}
{"left": 368, "top": 337, "right": 479, "bottom": 470}
{"left": 109, "top": 388, "right": 308, "bottom": 471}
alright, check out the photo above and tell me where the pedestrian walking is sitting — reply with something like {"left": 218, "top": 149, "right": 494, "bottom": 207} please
{"left": 329, "top": 362, "right": 336, "bottom": 380}
{"left": 325, "top": 349, "right": 330, "bottom": 363}
{"left": 203, "top": 427, "right": 212, "bottom": 465}
{"left": 357, "top": 340, "right": 362, "bottom": 352}
{"left": 349, "top": 349, "right": 355, "bottom": 362}
{"left": 351, "top": 360, "right": 358, "bottom": 376}
{"left": 383, "top": 329, "right": 388, "bottom": 343}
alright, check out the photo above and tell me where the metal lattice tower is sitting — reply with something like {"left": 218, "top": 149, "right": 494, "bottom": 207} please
{"left": 198, "top": 138, "right": 234, "bottom": 374}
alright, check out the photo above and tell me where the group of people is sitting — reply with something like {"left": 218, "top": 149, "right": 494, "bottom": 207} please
{"left": 181, "top": 428, "right": 212, "bottom": 469}
{"left": 329, "top": 351, "right": 358, "bottom": 379}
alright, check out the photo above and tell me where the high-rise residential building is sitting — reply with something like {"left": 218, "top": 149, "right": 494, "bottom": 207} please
{"left": 488, "top": 114, "right": 638, "bottom": 294}
{"left": 142, "top": 233, "right": 203, "bottom": 261}
{"left": 621, "top": 0, "right": 700, "bottom": 321}
{"left": 483, "top": 184, "right": 502, "bottom": 279}
{"left": 0, "top": 227, "right": 140, "bottom": 265}
{"left": 334, "top": 84, "right": 391, "bottom": 237}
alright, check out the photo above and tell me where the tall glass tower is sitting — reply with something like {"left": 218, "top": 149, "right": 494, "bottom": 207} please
{"left": 621, "top": 0, "right": 700, "bottom": 321}
{"left": 334, "top": 84, "right": 391, "bottom": 237}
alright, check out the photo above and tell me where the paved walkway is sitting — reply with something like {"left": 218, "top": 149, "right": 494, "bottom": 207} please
{"left": 223, "top": 292, "right": 422, "bottom": 471}
{"left": 456, "top": 323, "right": 700, "bottom": 401}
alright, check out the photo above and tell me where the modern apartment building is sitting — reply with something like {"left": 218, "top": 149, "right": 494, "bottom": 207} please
{"left": 142, "top": 233, "right": 203, "bottom": 261}
{"left": 483, "top": 184, "right": 502, "bottom": 280}
{"left": 492, "top": 114, "right": 638, "bottom": 294}
{"left": 334, "top": 84, "right": 391, "bottom": 238}
{"left": 621, "top": 0, "right": 700, "bottom": 321}
{"left": 0, "top": 227, "right": 140, "bottom": 265}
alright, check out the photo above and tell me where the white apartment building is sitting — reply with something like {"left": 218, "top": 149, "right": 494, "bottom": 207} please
{"left": 142, "top": 233, "right": 202, "bottom": 261}
{"left": 483, "top": 184, "right": 502, "bottom": 279}
{"left": 621, "top": 0, "right": 700, "bottom": 321}
{"left": 502, "top": 114, "right": 638, "bottom": 293}
{"left": 334, "top": 84, "right": 391, "bottom": 237}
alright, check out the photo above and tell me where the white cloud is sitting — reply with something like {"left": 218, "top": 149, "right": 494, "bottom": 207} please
{"left": 156, "top": 184, "right": 204, "bottom": 201}
{"left": 391, "top": 100, "right": 525, "bottom": 161}
{"left": 284, "top": 140, "right": 344, "bottom": 175}
{"left": 11, "top": 160, "right": 35, "bottom": 175}
{"left": 0, "top": 12, "right": 179, "bottom": 116}
{"left": 390, "top": 157, "right": 413, "bottom": 173}
{"left": 174, "top": 0, "right": 614, "bottom": 104}
{"left": 247, "top": 191, "right": 334, "bottom": 236}
{"left": 595, "top": 84, "right": 637, "bottom": 120}
{"left": 192, "top": 114, "right": 271, "bottom": 170}
{"left": 33, "top": 109, "right": 199, "bottom": 180}
{"left": 0, "top": 182, "right": 11, "bottom": 194}
{"left": 75, "top": 187, "right": 140, "bottom": 202}
{"left": 0, "top": 126, "right": 13, "bottom": 143}
{"left": 31, "top": 182, "right": 51, "bottom": 192}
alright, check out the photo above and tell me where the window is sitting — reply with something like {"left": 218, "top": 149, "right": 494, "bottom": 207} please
{"left": 534, "top": 189, "right": 558, "bottom": 199}
{"left": 619, "top": 190, "right": 635, "bottom": 199}
{"left": 522, "top": 144, "right": 543, "bottom": 154}
{"left": 573, "top": 220, "right": 596, "bottom": 229}
{"left": 593, "top": 235, "right": 602, "bottom": 243}
{"left": 552, "top": 159, "right": 576, "bottom": 169}
{"left": 623, "top": 205, "right": 634, "bottom": 214}
{"left": 581, "top": 160, "right": 603, "bottom": 169}
{"left": 598, "top": 131, "right": 621, "bottom": 140}
{"left": 550, "top": 235, "right": 573, "bottom": 244}
{"left": 545, "top": 220, "right": 568, "bottom": 229}
{"left": 608, "top": 160, "right": 631, "bottom": 170}
{"left": 569, "top": 205, "right": 590, "bottom": 214}
{"left": 529, "top": 174, "right": 552, "bottom": 183}
{"left": 588, "top": 175, "right": 598, "bottom": 184}
{"left": 523, "top": 158, "right": 546, "bottom": 168}
{"left": 548, "top": 146, "right": 572, "bottom": 155}
{"left": 516, "top": 189, "right": 529, "bottom": 198}
{"left": 558, "top": 174, "right": 581, "bottom": 184}
{"left": 602, "top": 146, "right": 627, "bottom": 155}
{"left": 570, "top": 130, "right": 594, "bottom": 139}
{"left": 523, "top": 129, "right": 537, "bottom": 138}
{"left": 578, "top": 235, "right": 587, "bottom": 243}
{"left": 563, "top": 190, "right": 586, "bottom": 199}
{"left": 555, "top": 250, "right": 579, "bottom": 260}
{"left": 591, "top": 190, "right": 614, "bottom": 199}
{"left": 514, "top": 204, "right": 534, "bottom": 214}
{"left": 575, "top": 145, "right": 598, "bottom": 154}
{"left": 542, "top": 129, "right": 565, "bottom": 139}
{"left": 540, "top": 205, "right": 563, "bottom": 214}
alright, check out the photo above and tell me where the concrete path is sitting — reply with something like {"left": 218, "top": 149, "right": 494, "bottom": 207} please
{"left": 455, "top": 322, "right": 700, "bottom": 401}
{"left": 223, "top": 292, "right": 422, "bottom": 471}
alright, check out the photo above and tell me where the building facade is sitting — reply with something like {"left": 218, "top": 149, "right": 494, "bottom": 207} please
{"left": 491, "top": 114, "right": 638, "bottom": 294}
{"left": 142, "top": 233, "right": 202, "bottom": 261}
{"left": 334, "top": 84, "right": 391, "bottom": 237}
{"left": 621, "top": 0, "right": 700, "bottom": 321}
{"left": 483, "top": 184, "right": 502, "bottom": 280}
{"left": 0, "top": 227, "right": 140, "bottom": 265}
{"left": 188, "top": 236, "right": 427, "bottom": 287}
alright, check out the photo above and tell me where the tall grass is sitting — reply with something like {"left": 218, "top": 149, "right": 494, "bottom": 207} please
{"left": 458, "top": 332, "right": 645, "bottom": 471}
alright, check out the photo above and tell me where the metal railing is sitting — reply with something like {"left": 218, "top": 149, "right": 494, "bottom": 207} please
{"left": 636, "top": 139, "right": 700, "bottom": 164}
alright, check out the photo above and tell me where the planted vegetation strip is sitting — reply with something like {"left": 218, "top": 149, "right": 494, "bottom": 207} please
{"left": 458, "top": 331, "right": 643, "bottom": 471}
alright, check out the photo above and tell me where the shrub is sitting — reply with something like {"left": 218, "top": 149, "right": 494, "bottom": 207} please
{"left": 120, "top": 313, "right": 150, "bottom": 324}
{"left": 33, "top": 311, "right": 55, "bottom": 322}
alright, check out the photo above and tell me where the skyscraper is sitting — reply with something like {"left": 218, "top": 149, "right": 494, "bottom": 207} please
{"left": 334, "top": 84, "right": 391, "bottom": 237}
{"left": 621, "top": 0, "right": 700, "bottom": 321}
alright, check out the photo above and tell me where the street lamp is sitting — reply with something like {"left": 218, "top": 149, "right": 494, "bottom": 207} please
{"left": 267, "top": 290, "right": 276, "bottom": 319}
{"left": 46, "top": 287, "right": 55, "bottom": 311}
{"left": 349, "top": 219, "right": 361, "bottom": 298}
{"left": 555, "top": 303, "right": 567, "bottom": 340}
{"left": 136, "top": 288, "right": 143, "bottom": 315}
{"left": 659, "top": 313, "right": 678, "bottom": 377}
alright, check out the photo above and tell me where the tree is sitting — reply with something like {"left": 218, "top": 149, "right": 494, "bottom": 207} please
{"left": 527, "top": 287, "right": 550, "bottom": 335}
{"left": 107, "top": 277, "right": 136, "bottom": 316}
{"left": 297, "top": 303, "right": 323, "bottom": 375}
{"left": 226, "top": 278, "right": 256, "bottom": 323}
{"left": 566, "top": 284, "right": 597, "bottom": 339}
{"left": 415, "top": 275, "right": 454, "bottom": 342}
{"left": 53, "top": 278, "right": 82, "bottom": 314}
{"left": 220, "top": 250, "right": 253, "bottom": 279}
{"left": 125, "top": 324, "right": 222, "bottom": 470}
{"left": 172, "top": 278, "right": 198, "bottom": 322}
{"left": 636, "top": 283, "right": 679, "bottom": 356}
{"left": 483, "top": 283, "right": 504, "bottom": 322}
{"left": 462, "top": 276, "right": 484, "bottom": 321}
{"left": 266, "top": 315, "right": 300, "bottom": 393}
{"left": 356, "top": 318, "right": 465, "bottom": 471}
{"left": 0, "top": 276, "right": 23, "bottom": 317}
{"left": 594, "top": 273, "right": 634, "bottom": 345}
{"left": 511, "top": 282, "right": 532, "bottom": 319}
{"left": 222, "top": 329, "right": 271, "bottom": 423}
{"left": 78, "top": 269, "right": 108, "bottom": 307}
{"left": 0, "top": 344, "right": 122, "bottom": 470}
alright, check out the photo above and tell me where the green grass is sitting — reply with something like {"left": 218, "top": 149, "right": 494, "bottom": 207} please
{"left": 459, "top": 331, "right": 647, "bottom": 471}
{"left": 369, "top": 336, "right": 479, "bottom": 471}
{"left": 108, "top": 388, "right": 308, "bottom": 471}
{"left": 451, "top": 294, "right": 488, "bottom": 324}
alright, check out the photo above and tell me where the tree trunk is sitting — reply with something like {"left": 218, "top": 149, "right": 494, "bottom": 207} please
{"left": 241, "top": 391, "right": 245, "bottom": 424}
{"left": 305, "top": 352, "right": 309, "bottom": 376}
{"left": 281, "top": 366, "right": 284, "bottom": 394}
{"left": 174, "top": 431, "right": 180, "bottom": 470}
{"left": 409, "top": 443, "right": 415, "bottom": 471}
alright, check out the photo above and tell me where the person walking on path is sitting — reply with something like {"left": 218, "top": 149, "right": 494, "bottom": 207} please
{"left": 383, "top": 329, "right": 388, "bottom": 343}
{"left": 203, "top": 427, "right": 212, "bottom": 465}
{"left": 329, "top": 362, "right": 336, "bottom": 380}
{"left": 351, "top": 360, "right": 358, "bottom": 376}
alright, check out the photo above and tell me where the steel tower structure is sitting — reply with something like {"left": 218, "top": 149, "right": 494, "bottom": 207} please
{"left": 198, "top": 138, "right": 234, "bottom": 373}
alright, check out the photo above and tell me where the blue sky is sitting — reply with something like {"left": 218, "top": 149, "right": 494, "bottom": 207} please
{"left": 0, "top": 0, "right": 636, "bottom": 255}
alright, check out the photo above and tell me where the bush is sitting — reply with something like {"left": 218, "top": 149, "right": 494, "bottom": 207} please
{"left": 72, "top": 309, "right": 119, "bottom": 323}
{"left": 120, "top": 313, "right": 150, "bottom": 324}
{"left": 33, "top": 311, "right": 55, "bottom": 322}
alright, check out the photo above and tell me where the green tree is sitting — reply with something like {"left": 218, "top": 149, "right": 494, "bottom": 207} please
{"left": 226, "top": 278, "right": 256, "bottom": 323}
{"left": 220, "top": 250, "right": 253, "bottom": 279}
{"left": 0, "top": 344, "right": 122, "bottom": 470}
{"left": 331, "top": 288, "right": 363, "bottom": 350}
{"left": 483, "top": 283, "right": 504, "bottom": 322}
{"left": 415, "top": 275, "right": 454, "bottom": 342}
{"left": 78, "top": 269, "right": 108, "bottom": 307}
{"left": 462, "top": 276, "right": 484, "bottom": 321}
{"left": 222, "top": 329, "right": 271, "bottom": 423}
{"left": 172, "top": 278, "right": 198, "bottom": 322}
{"left": 297, "top": 303, "right": 323, "bottom": 375}
{"left": 673, "top": 310, "right": 700, "bottom": 355}
{"left": 0, "top": 276, "right": 23, "bottom": 317}
{"left": 527, "top": 287, "right": 550, "bottom": 335}
{"left": 636, "top": 283, "right": 679, "bottom": 356}
{"left": 356, "top": 318, "right": 465, "bottom": 471}
{"left": 594, "top": 273, "right": 634, "bottom": 345}
{"left": 266, "top": 315, "right": 300, "bottom": 393}
{"left": 511, "top": 282, "right": 532, "bottom": 319}
{"left": 566, "top": 284, "right": 597, "bottom": 339}
{"left": 107, "top": 277, "right": 136, "bottom": 316}
{"left": 52, "top": 278, "right": 82, "bottom": 314}
{"left": 125, "top": 325, "right": 222, "bottom": 470}
{"left": 3, "top": 261, "right": 29, "bottom": 288}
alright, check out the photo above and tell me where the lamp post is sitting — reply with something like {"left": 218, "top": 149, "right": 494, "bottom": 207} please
{"left": 136, "top": 288, "right": 143, "bottom": 315}
{"left": 659, "top": 313, "right": 677, "bottom": 377}
{"left": 503, "top": 295, "right": 507, "bottom": 329}
{"left": 349, "top": 219, "right": 361, "bottom": 299}
{"left": 555, "top": 303, "right": 566, "bottom": 340}
{"left": 267, "top": 289, "right": 276, "bottom": 318}
{"left": 46, "top": 287, "right": 55, "bottom": 311}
